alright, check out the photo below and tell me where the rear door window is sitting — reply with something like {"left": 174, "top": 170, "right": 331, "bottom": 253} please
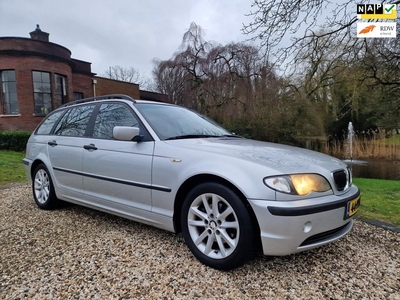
{"left": 53, "top": 104, "right": 96, "bottom": 136}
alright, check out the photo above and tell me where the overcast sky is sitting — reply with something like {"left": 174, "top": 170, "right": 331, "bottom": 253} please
{"left": 0, "top": 0, "right": 254, "bottom": 78}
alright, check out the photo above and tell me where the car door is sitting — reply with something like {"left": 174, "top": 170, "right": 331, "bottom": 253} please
{"left": 47, "top": 104, "right": 96, "bottom": 194}
{"left": 82, "top": 102, "right": 154, "bottom": 212}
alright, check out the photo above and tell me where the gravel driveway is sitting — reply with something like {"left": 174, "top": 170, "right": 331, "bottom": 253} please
{"left": 1, "top": 183, "right": 399, "bottom": 299}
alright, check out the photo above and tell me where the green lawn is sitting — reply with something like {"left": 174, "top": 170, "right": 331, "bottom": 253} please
{"left": 0, "top": 150, "right": 27, "bottom": 185}
{"left": 353, "top": 178, "right": 400, "bottom": 226}
{"left": 0, "top": 150, "right": 399, "bottom": 226}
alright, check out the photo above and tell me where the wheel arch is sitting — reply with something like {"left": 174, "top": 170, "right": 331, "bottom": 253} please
{"left": 30, "top": 159, "right": 46, "bottom": 179}
{"left": 173, "top": 174, "right": 261, "bottom": 243}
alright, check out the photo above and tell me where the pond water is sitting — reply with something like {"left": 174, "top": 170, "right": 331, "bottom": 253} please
{"left": 344, "top": 159, "right": 400, "bottom": 180}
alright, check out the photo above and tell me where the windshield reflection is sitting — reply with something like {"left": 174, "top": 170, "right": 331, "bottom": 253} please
{"left": 136, "top": 103, "right": 231, "bottom": 140}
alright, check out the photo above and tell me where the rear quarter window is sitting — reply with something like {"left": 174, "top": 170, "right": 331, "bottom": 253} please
{"left": 36, "top": 110, "right": 66, "bottom": 135}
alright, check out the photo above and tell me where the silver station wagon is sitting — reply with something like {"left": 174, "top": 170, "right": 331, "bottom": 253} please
{"left": 23, "top": 94, "right": 360, "bottom": 270}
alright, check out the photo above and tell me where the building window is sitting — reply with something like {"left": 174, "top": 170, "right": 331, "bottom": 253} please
{"left": 73, "top": 92, "right": 84, "bottom": 100}
{"left": 55, "top": 74, "right": 67, "bottom": 106}
{"left": 33, "top": 71, "right": 52, "bottom": 115}
{"left": 0, "top": 70, "right": 19, "bottom": 115}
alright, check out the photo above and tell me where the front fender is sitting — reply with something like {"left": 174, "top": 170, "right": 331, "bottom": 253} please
{"left": 150, "top": 146, "right": 277, "bottom": 218}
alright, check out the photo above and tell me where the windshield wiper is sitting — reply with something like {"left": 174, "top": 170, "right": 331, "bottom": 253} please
{"left": 165, "top": 134, "right": 218, "bottom": 140}
{"left": 165, "top": 134, "right": 243, "bottom": 140}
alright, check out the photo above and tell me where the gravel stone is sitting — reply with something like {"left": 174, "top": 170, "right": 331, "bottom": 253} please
{"left": 1, "top": 183, "right": 399, "bottom": 299}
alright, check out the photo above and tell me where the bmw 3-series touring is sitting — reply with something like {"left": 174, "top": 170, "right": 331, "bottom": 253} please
{"left": 23, "top": 94, "right": 360, "bottom": 270}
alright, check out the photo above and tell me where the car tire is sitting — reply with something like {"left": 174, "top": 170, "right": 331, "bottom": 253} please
{"left": 32, "top": 164, "right": 58, "bottom": 210}
{"left": 181, "top": 182, "right": 255, "bottom": 270}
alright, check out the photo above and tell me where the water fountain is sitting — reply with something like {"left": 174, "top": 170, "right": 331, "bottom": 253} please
{"left": 343, "top": 121, "right": 367, "bottom": 167}
{"left": 347, "top": 122, "right": 354, "bottom": 161}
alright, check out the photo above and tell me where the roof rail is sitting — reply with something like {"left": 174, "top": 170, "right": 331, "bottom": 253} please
{"left": 60, "top": 94, "right": 136, "bottom": 108}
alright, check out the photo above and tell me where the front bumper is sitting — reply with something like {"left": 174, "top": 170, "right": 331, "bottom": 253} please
{"left": 248, "top": 185, "right": 360, "bottom": 256}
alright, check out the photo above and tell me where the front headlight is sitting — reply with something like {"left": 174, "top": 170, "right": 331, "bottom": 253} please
{"left": 264, "top": 174, "right": 331, "bottom": 196}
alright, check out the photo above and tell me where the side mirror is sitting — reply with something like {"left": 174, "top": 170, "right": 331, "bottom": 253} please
{"left": 113, "top": 126, "right": 142, "bottom": 141}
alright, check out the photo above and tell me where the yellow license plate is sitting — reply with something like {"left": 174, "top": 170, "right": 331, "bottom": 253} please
{"left": 345, "top": 196, "right": 361, "bottom": 219}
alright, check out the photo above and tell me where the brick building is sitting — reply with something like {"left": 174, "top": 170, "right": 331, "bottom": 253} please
{"left": 0, "top": 25, "right": 167, "bottom": 131}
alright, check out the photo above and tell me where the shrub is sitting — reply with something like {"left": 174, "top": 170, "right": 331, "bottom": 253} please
{"left": 0, "top": 131, "right": 31, "bottom": 152}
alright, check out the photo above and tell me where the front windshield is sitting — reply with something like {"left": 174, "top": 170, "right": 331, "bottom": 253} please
{"left": 135, "top": 103, "right": 232, "bottom": 140}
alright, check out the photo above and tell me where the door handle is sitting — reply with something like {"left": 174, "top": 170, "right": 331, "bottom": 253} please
{"left": 84, "top": 144, "right": 97, "bottom": 150}
{"left": 48, "top": 140, "right": 57, "bottom": 146}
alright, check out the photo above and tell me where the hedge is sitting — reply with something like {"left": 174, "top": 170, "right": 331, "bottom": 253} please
{"left": 0, "top": 131, "right": 32, "bottom": 152}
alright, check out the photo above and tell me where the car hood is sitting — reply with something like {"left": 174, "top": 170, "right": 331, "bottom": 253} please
{"left": 164, "top": 137, "right": 347, "bottom": 174}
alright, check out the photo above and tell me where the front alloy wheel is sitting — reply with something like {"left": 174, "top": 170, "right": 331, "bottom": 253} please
{"left": 182, "top": 183, "right": 255, "bottom": 270}
{"left": 188, "top": 193, "right": 239, "bottom": 259}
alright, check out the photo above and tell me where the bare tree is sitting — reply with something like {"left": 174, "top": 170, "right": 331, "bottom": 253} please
{"left": 102, "top": 65, "right": 156, "bottom": 91}
{"left": 243, "top": 0, "right": 400, "bottom": 135}
{"left": 243, "top": 0, "right": 400, "bottom": 74}
{"left": 103, "top": 65, "right": 141, "bottom": 83}
{"left": 152, "top": 58, "right": 189, "bottom": 105}
{"left": 101, "top": 65, "right": 157, "bottom": 91}
{"left": 152, "top": 22, "right": 292, "bottom": 141}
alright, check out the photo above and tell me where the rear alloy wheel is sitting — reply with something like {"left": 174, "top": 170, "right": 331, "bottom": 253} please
{"left": 181, "top": 182, "right": 255, "bottom": 270}
{"left": 32, "top": 164, "right": 58, "bottom": 210}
